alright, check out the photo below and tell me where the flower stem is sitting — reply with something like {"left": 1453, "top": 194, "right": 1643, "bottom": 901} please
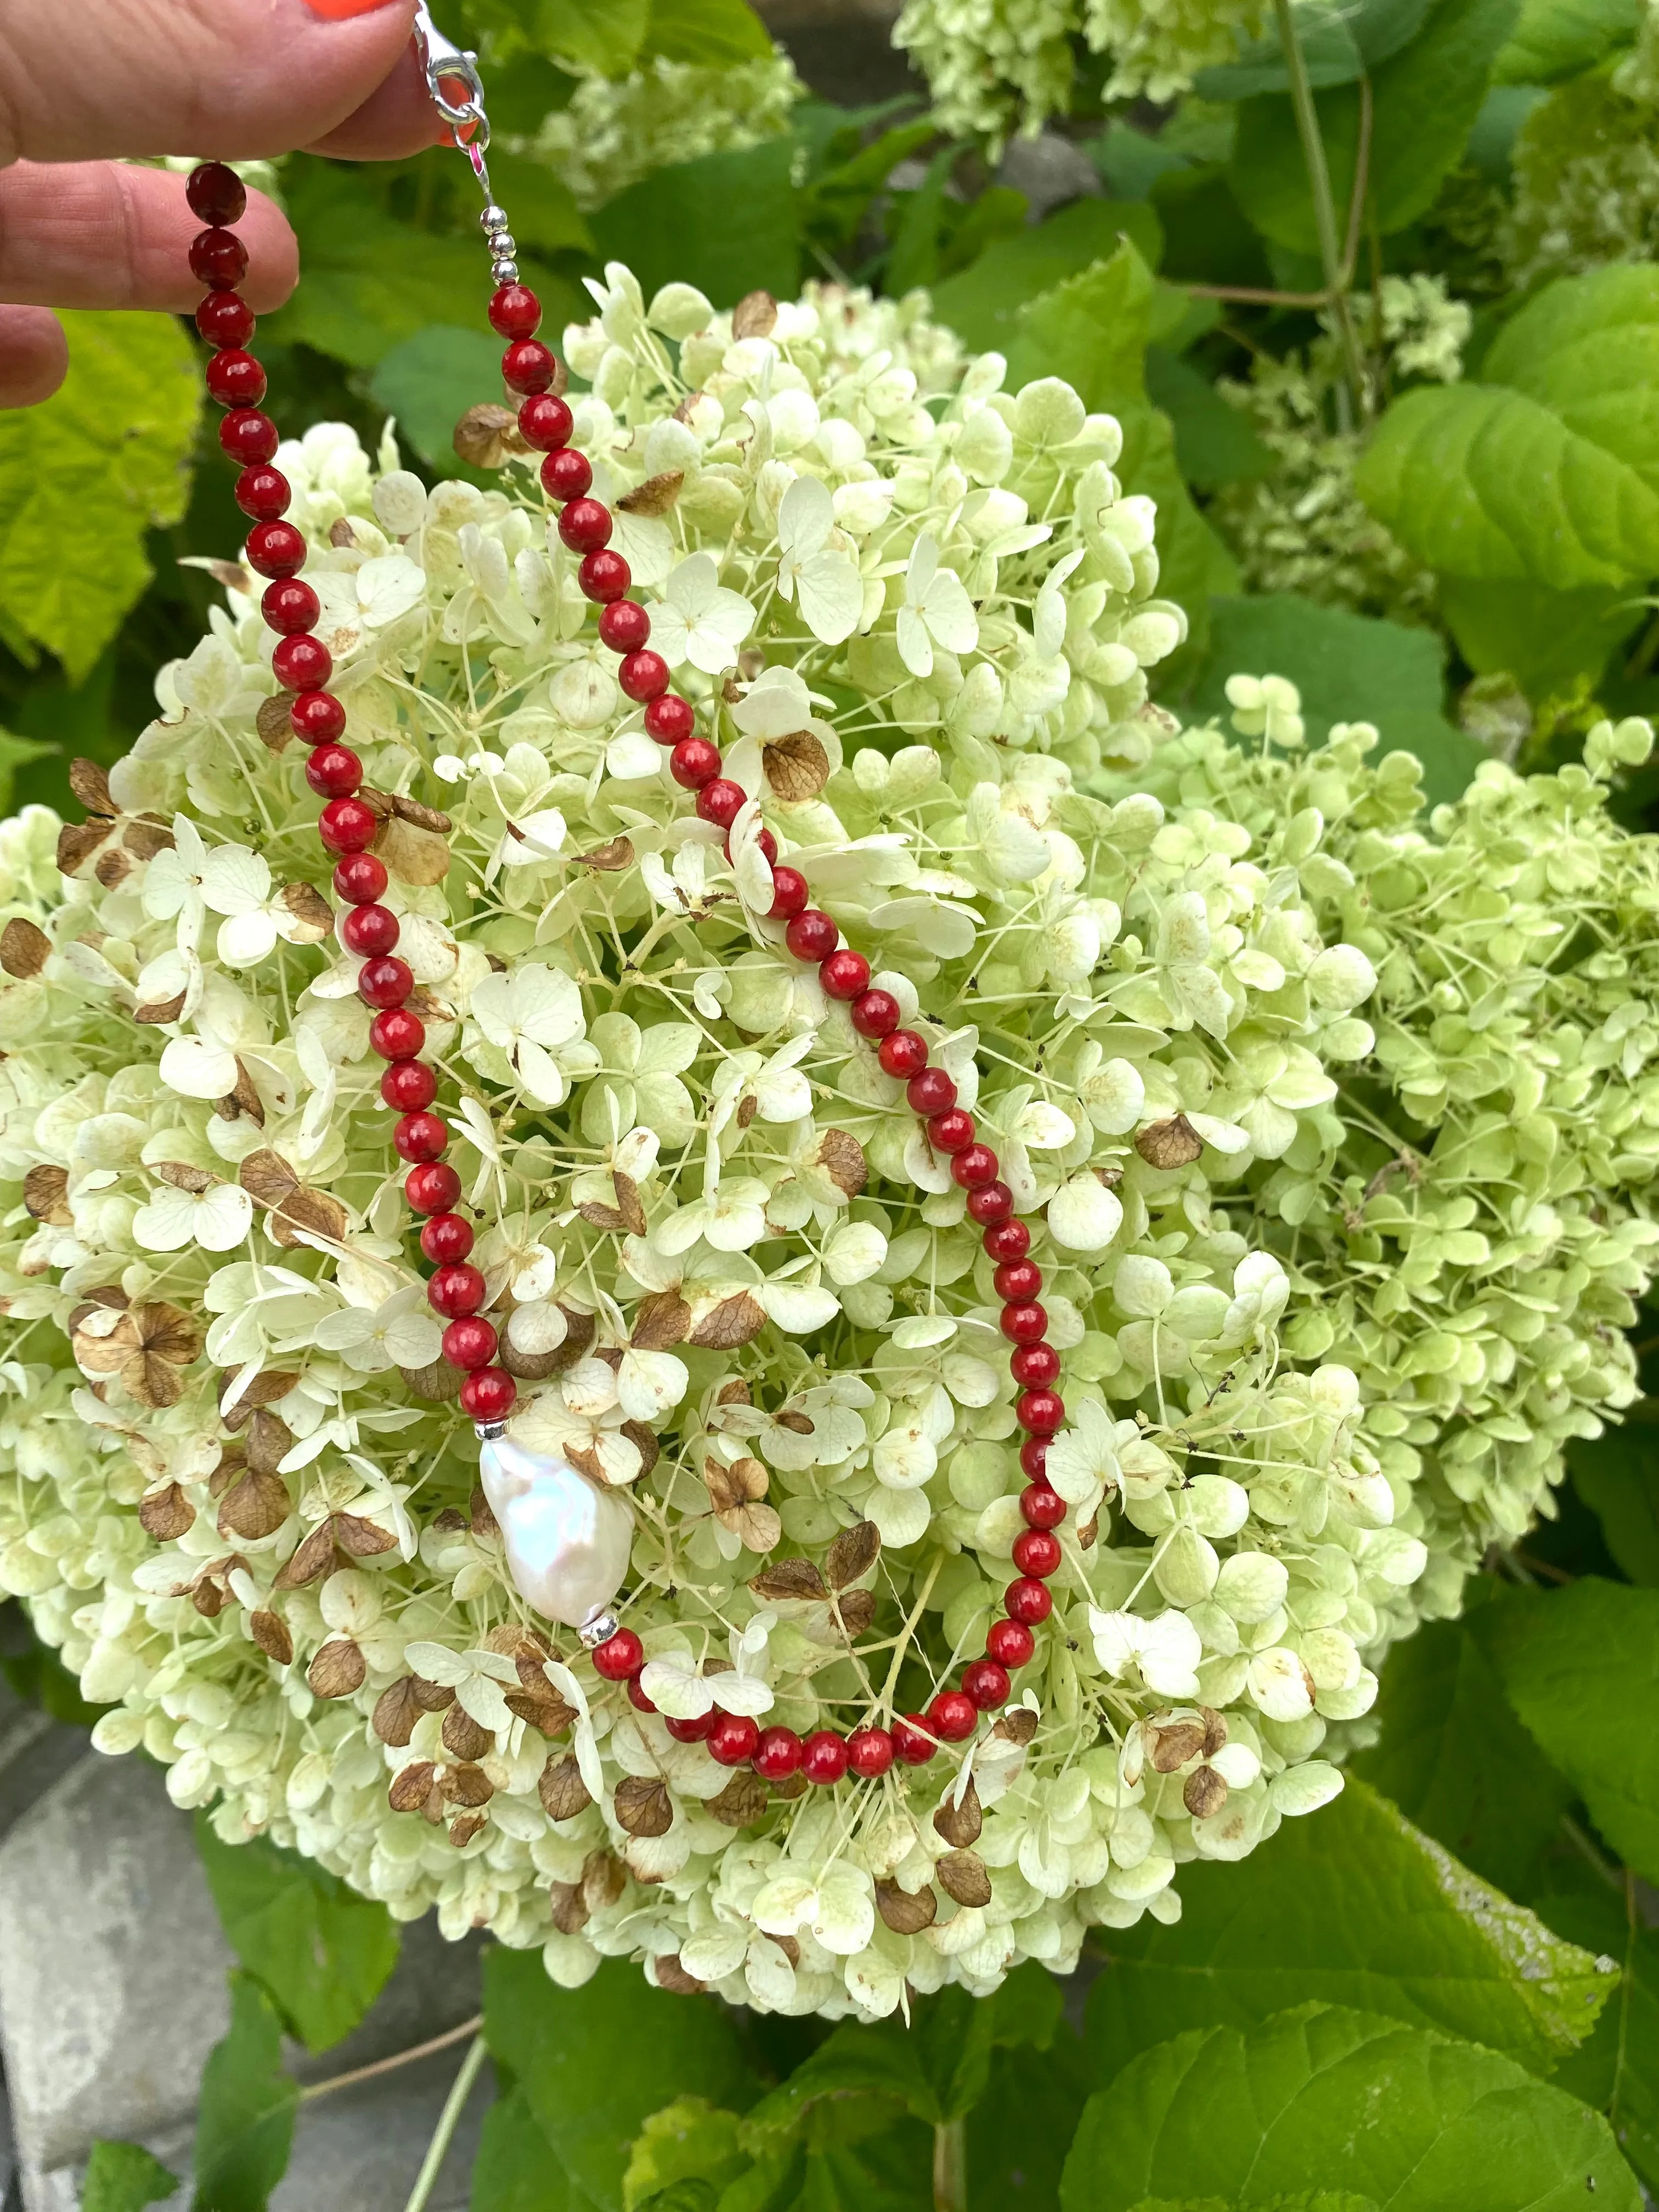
{"left": 933, "top": 2116, "right": 967, "bottom": 2212}
{"left": 1273, "top": 0, "right": 1367, "bottom": 424}
{"left": 402, "top": 2033, "right": 488, "bottom": 2212}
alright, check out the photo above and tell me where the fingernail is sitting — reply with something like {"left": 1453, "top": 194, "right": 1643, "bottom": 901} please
{"left": 298, "top": 0, "right": 405, "bottom": 17}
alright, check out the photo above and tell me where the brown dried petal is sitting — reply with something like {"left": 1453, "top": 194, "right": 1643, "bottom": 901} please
{"left": 1150, "top": 1720, "right": 1206, "bottom": 1774}
{"left": 139, "top": 1483, "right": 195, "bottom": 1541}
{"left": 402, "top": 1357, "right": 464, "bottom": 1402}
{"left": 767, "top": 1933, "right": 801, "bottom": 1968}
{"left": 442, "top": 1705, "right": 496, "bottom": 1762}
{"left": 389, "top": 1760, "right": 438, "bottom": 1813}
{"left": 373, "top": 1678, "right": 426, "bottom": 1747}
{"left": 749, "top": 1556, "right": 828, "bottom": 1602}
{"left": 539, "top": 1753, "right": 593, "bottom": 1822}
{"left": 1135, "top": 1114, "right": 1205, "bottom": 1170}
{"left": 816, "top": 1129, "right": 867, "bottom": 1198}
{"left": 125, "top": 817, "right": 176, "bottom": 861}
{"left": 705, "top": 1454, "right": 768, "bottom": 1515}
{"left": 632, "top": 1291, "right": 690, "bottom": 1351}
{"left": 390, "top": 792, "right": 453, "bottom": 833}
{"left": 215, "top": 1059, "right": 265, "bottom": 1127}
{"left": 449, "top": 1812, "right": 488, "bottom": 1849}
{"left": 653, "top": 1954, "right": 704, "bottom": 1995}
{"left": 218, "top": 1368, "right": 300, "bottom": 1429}
{"left": 826, "top": 1520, "right": 880, "bottom": 1590}
{"left": 274, "top": 1521, "right": 337, "bottom": 1589}
{"left": 280, "top": 882, "right": 335, "bottom": 939}
{"left": 610, "top": 1172, "right": 647, "bottom": 1237}
{"left": 876, "top": 1880, "right": 936, "bottom": 1934}
{"left": 23, "top": 1165, "right": 70, "bottom": 1225}
{"left": 440, "top": 1763, "right": 494, "bottom": 1808}
{"left": 243, "top": 1408, "right": 295, "bottom": 1480}
{"left": 249, "top": 1610, "right": 294, "bottom": 1666}
{"left": 373, "top": 815, "right": 450, "bottom": 888}
{"left": 933, "top": 1775, "right": 983, "bottom": 1849}
{"left": 217, "top": 1469, "right": 292, "bottom": 1541}
{"left": 56, "top": 821, "right": 112, "bottom": 876}
{"left": 413, "top": 1674, "right": 456, "bottom": 1712}
{"left": 583, "top": 1849, "right": 627, "bottom": 1909}
{"left": 470, "top": 1486, "right": 499, "bottom": 1541}
{"left": 335, "top": 1512, "right": 399, "bottom": 1558}
{"left": 504, "top": 1690, "right": 576, "bottom": 1737}
{"left": 549, "top": 1880, "right": 590, "bottom": 1935}
{"left": 732, "top": 290, "right": 778, "bottom": 338}
{"left": 1183, "top": 1764, "right": 1229, "bottom": 1820}
{"left": 575, "top": 836, "right": 635, "bottom": 872}
{"left": 68, "top": 758, "right": 114, "bottom": 815}
{"left": 578, "top": 1204, "right": 627, "bottom": 1234}
{"left": 454, "top": 401, "right": 527, "bottom": 470}
{"left": 833, "top": 1588, "right": 876, "bottom": 1637}
{"left": 0, "top": 918, "right": 49, "bottom": 978}
{"left": 774, "top": 1407, "right": 811, "bottom": 1432}
{"left": 257, "top": 693, "right": 298, "bottom": 751}
{"left": 706, "top": 1771, "right": 769, "bottom": 1827}
{"left": 762, "top": 730, "right": 830, "bottom": 804}
{"left": 308, "top": 1639, "right": 366, "bottom": 1700}
{"left": 94, "top": 846, "right": 134, "bottom": 890}
{"left": 689, "top": 1291, "right": 767, "bottom": 1349}
{"left": 1201, "top": 1706, "right": 1228, "bottom": 1759}
{"left": 614, "top": 1775, "right": 674, "bottom": 1838}
{"left": 155, "top": 1161, "right": 218, "bottom": 1194}
{"left": 133, "top": 990, "right": 186, "bottom": 1026}
{"left": 992, "top": 1708, "right": 1038, "bottom": 1747}
{"left": 617, "top": 470, "right": 684, "bottom": 517}
{"left": 936, "top": 1850, "right": 993, "bottom": 1908}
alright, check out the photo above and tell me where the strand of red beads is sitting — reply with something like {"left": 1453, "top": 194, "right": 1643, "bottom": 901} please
{"left": 187, "top": 158, "right": 1069, "bottom": 1796}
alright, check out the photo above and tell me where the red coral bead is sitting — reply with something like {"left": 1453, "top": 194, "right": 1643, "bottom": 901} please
{"left": 246, "top": 522, "right": 306, "bottom": 580}
{"left": 802, "top": 1730, "right": 849, "bottom": 1784}
{"left": 263, "top": 578, "right": 318, "bottom": 636}
{"left": 767, "top": 865, "right": 809, "bottom": 918}
{"left": 708, "top": 1713, "right": 761, "bottom": 1767}
{"left": 928, "top": 1108, "right": 975, "bottom": 1153}
{"left": 847, "top": 1726, "right": 896, "bottom": 1778}
{"left": 557, "top": 495, "right": 612, "bottom": 552}
{"left": 961, "top": 1659, "right": 1010, "bottom": 1710}
{"left": 1001, "top": 1301, "right": 1047, "bottom": 1345}
{"left": 383, "top": 1059, "right": 437, "bottom": 1112}
{"left": 891, "top": 1714, "right": 938, "bottom": 1766}
{"left": 1011, "top": 1344, "right": 1060, "bottom": 1387}
{"left": 726, "top": 826, "right": 777, "bottom": 866}
{"left": 669, "top": 737, "right": 721, "bottom": 789}
{"left": 1005, "top": 1577, "right": 1053, "bottom": 1626}
{"left": 592, "top": 1628, "right": 644, "bottom": 1680}
{"left": 206, "top": 348, "right": 267, "bottom": 408}
{"left": 407, "top": 1161, "right": 461, "bottom": 1216}
{"left": 370, "top": 1007, "right": 425, "bottom": 1060}
{"left": 196, "top": 291, "right": 255, "bottom": 349}
{"left": 785, "top": 910, "right": 837, "bottom": 962}
{"left": 851, "top": 989, "right": 900, "bottom": 1039}
{"left": 753, "top": 1726, "right": 803, "bottom": 1780}
{"left": 666, "top": 1711, "right": 715, "bottom": 1742}
{"left": 1012, "top": 1529, "right": 1062, "bottom": 1578}
{"left": 306, "top": 744, "right": 362, "bottom": 799}
{"left": 929, "top": 1691, "right": 978, "bottom": 1742}
{"left": 272, "top": 634, "right": 332, "bottom": 693}
{"left": 543, "top": 448, "right": 593, "bottom": 502}
{"left": 358, "top": 956, "right": 413, "bottom": 1009}
{"left": 628, "top": 1674, "right": 657, "bottom": 1714}
{"left": 502, "top": 339, "right": 556, "bottom": 394}
{"left": 995, "top": 1260, "right": 1042, "bottom": 1301}
{"left": 1020, "top": 1437, "right": 1050, "bottom": 1481}
{"left": 334, "top": 851, "right": 388, "bottom": 905}
{"left": 187, "top": 163, "right": 247, "bottom": 226}
{"left": 1020, "top": 1483, "right": 1066, "bottom": 1531}
{"left": 879, "top": 1030, "right": 928, "bottom": 1079}
{"left": 968, "top": 1182, "right": 1015, "bottom": 1227}
{"left": 460, "top": 1367, "right": 516, "bottom": 1421}
{"left": 983, "top": 1219, "right": 1030, "bottom": 1263}
{"left": 521, "top": 394, "right": 573, "bottom": 452}
{"left": 644, "top": 693, "right": 693, "bottom": 744}
{"left": 294, "top": 693, "right": 348, "bottom": 744}
{"left": 340, "top": 901, "right": 397, "bottom": 955}
{"left": 1017, "top": 1389, "right": 1064, "bottom": 1435}
{"left": 695, "top": 778, "right": 744, "bottom": 830}
{"left": 221, "top": 409, "right": 279, "bottom": 465}
{"left": 190, "top": 228, "right": 247, "bottom": 287}
{"left": 618, "top": 648, "right": 669, "bottom": 702}
{"left": 489, "top": 284, "right": 542, "bottom": 339}
{"left": 238, "top": 466, "right": 290, "bottom": 523}
{"left": 420, "top": 1211, "right": 473, "bottom": 1264}
{"left": 986, "top": 1618, "right": 1035, "bottom": 1668}
{"left": 599, "top": 600, "right": 650, "bottom": 654}
{"left": 952, "top": 1144, "right": 1000, "bottom": 1190}
{"left": 395, "top": 1111, "right": 449, "bottom": 1164}
{"left": 578, "top": 546, "right": 629, "bottom": 601}
{"left": 908, "top": 1068, "right": 956, "bottom": 1115}
{"left": 428, "top": 1262, "right": 486, "bottom": 1317}
{"left": 318, "top": 797, "right": 377, "bottom": 854}
{"left": 821, "top": 949, "right": 870, "bottom": 1002}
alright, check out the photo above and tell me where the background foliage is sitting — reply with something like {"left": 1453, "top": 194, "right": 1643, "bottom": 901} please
{"left": 18, "top": 0, "right": 1659, "bottom": 2203}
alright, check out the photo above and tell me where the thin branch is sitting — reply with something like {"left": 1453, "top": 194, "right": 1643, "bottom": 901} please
{"left": 403, "top": 2034, "right": 489, "bottom": 2212}
{"left": 301, "top": 2015, "right": 484, "bottom": 2104}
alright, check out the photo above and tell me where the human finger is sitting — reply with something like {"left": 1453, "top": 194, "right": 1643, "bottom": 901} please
{"left": 0, "top": 303, "right": 66, "bottom": 405}
{"left": 0, "top": 161, "right": 298, "bottom": 312}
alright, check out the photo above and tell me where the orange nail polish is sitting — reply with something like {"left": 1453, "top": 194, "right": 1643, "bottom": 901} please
{"left": 299, "top": 0, "right": 404, "bottom": 17}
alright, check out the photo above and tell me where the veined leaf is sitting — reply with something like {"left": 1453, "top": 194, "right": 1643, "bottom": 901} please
{"left": 930, "top": 198, "right": 1163, "bottom": 354}
{"left": 1568, "top": 1416, "right": 1659, "bottom": 1588}
{"left": 1535, "top": 1864, "right": 1659, "bottom": 2194}
{"left": 1492, "top": 0, "right": 1640, "bottom": 81}
{"left": 82, "top": 2142, "right": 178, "bottom": 2212}
{"left": 469, "top": 2087, "right": 575, "bottom": 2210}
{"left": 191, "top": 1975, "right": 298, "bottom": 2212}
{"left": 590, "top": 138, "right": 799, "bottom": 309}
{"left": 644, "top": 0, "right": 774, "bottom": 66}
{"left": 370, "top": 328, "right": 508, "bottom": 476}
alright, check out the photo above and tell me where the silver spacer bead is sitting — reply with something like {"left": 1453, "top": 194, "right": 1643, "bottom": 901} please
{"left": 492, "top": 257, "right": 520, "bottom": 286}
{"left": 579, "top": 1609, "right": 620, "bottom": 1650}
{"left": 489, "top": 231, "right": 517, "bottom": 260}
{"left": 474, "top": 1419, "right": 509, "bottom": 1442}
{"left": 480, "top": 203, "right": 511, "bottom": 233}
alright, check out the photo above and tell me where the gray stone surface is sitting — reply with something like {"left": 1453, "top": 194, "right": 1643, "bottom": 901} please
{"left": 996, "top": 134, "right": 1105, "bottom": 222}
{"left": 756, "top": 0, "right": 914, "bottom": 108}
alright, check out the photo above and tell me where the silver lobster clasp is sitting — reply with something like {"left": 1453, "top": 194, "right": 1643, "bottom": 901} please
{"left": 412, "top": 0, "right": 491, "bottom": 152}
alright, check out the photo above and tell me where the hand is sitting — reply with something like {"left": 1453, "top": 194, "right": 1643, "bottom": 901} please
{"left": 0, "top": 0, "right": 445, "bottom": 406}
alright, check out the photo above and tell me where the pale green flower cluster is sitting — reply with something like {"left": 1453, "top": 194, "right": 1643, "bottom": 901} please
{"left": 1508, "top": 45, "right": 1659, "bottom": 290}
{"left": 0, "top": 264, "right": 1651, "bottom": 2018}
{"left": 893, "top": 0, "right": 1267, "bottom": 145}
{"left": 527, "top": 52, "right": 805, "bottom": 211}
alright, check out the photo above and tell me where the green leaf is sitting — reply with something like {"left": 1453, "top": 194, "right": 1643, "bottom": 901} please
{"left": 644, "top": 0, "right": 774, "bottom": 66}
{"left": 1188, "top": 593, "right": 1486, "bottom": 805}
{"left": 966, "top": 2023, "right": 1094, "bottom": 2209}
{"left": 884, "top": 143, "right": 962, "bottom": 297}
{"left": 191, "top": 1974, "right": 298, "bottom": 2212}
{"left": 1534, "top": 1866, "right": 1659, "bottom": 2193}
{"left": 1492, "top": 0, "right": 1640, "bottom": 81}
{"left": 1087, "top": 1779, "right": 1613, "bottom": 2082}
{"left": 738, "top": 2022, "right": 934, "bottom": 2143}
{"left": 370, "top": 328, "right": 507, "bottom": 476}
{"left": 194, "top": 1813, "right": 399, "bottom": 2055}
{"left": 1356, "top": 264, "right": 1659, "bottom": 591}
{"left": 482, "top": 149, "right": 595, "bottom": 258}
{"left": 1350, "top": 1601, "right": 1575, "bottom": 1899}
{"left": 1570, "top": 1414, "right": 1659, "bottom": 1587}
{"left": 1144, "top": 348, "right": 1274, "bottom": 488}
{"left": 1436, "top": 577, "right": 1639, "bottom": 698}
{"left": 470, "top": 2087, "right": 574, "bottom": 2211}
{"left": 1198, "top": 0, "right": 1437, "bottom": 98}
{"left": 82, "top": 2142, "right": 178, "bottom": 2212}
{"left": 484, "top": 1953, "right": 759, "bottom": 2212}
{"left": 488, "top": 0, "right": 649, "bottom": 75}
{"left": 1489, "top": 1578, "right": 1659, "bottom": 1884}
{"left": 259, "top": 164, "right": 490, "bottom": 372}
{"left": 0, "top": 728, "right": 59, "bottom": 814}
{"left": 625, "top": 2098, "right": 747, "bottom": 2208}
{"left": 1232, "top": 0, "right": 1520, "bottom": 252}
{"left": 929, "top": 199, "right": 1164, "bottom": 355}
{"left": 0, "top": 310, "right": 199, "bottom": 682}
{"left": 590, "top": 139, "right": 799, "bottom": 310}
{"left": 1088, "top": 121, "right": 1193, "bottom": 200}
{"left": 1063, "top": 2005, "right": 1642, "bottom": 2211}
{"left": 1121, "top": 2199, "right": 1379, "bottom": 2212}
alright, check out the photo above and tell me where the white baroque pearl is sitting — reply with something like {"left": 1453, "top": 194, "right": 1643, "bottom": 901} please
{"left": 478, "top": 1434, "right": 633, "bottom": 1629}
